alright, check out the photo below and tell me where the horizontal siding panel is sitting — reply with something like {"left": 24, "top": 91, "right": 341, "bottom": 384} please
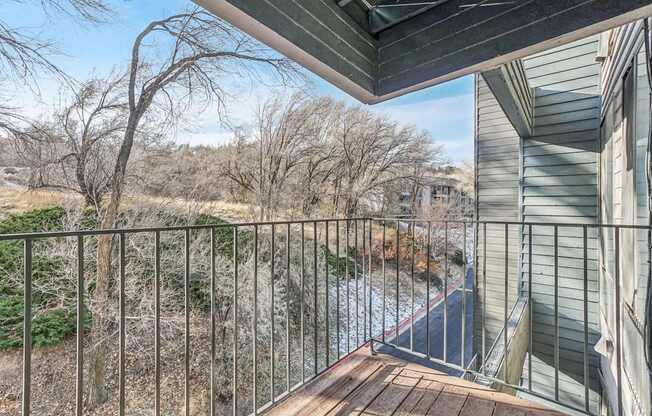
{"left": 535, "top": 96, "right": 601, "bottom": 116}
{"left": 523, "top": 41, "right": 599, "bottom": 69}
{"left": 522, "top": 175, "right": 597, "bottom": 187}
{"left": 526, "top": 36, "right": 598, "bottom": 59}
{"left": 523, "top": 152, "right": 596, "bottom": 166}
{"left": 526, "top": 52, "right": 598, "bottom": 79}
{"left": 535, "top": 83, "right": 598, "bottom": 101}
{"left": 524, "top": 142, "right": 597, "bottom": 156}
{"left": 528, "top": 64, "right": 600, "bottom": 88}
{"left": 523, "top": 163, "right": 595, "bottom": 177}
{"left": 523, "top": 185, "right": 596, "bottom": 197}
{"left": 524, "top": 195, "right": 597, "bottom": 206}
{"left": 535, "top": 108, "right": 600, "bottom": 126}
{"left": 533, "top": 119, "right": 599, "bottom": 136}
{"left": 523, "top": 205, "right": 597, "bottom": 217}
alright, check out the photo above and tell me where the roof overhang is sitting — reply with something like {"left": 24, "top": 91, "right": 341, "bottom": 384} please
{"left": 194, "top": 0, "right": 652, "bottom": 104}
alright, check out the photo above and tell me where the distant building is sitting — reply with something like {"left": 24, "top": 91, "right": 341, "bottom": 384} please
{"left": 393, "top": 167, "right": 473, "bottom": 218}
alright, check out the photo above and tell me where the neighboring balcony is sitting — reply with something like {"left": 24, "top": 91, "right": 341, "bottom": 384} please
{"left": 0, "top": 217, "right": 633, "bottom": 415}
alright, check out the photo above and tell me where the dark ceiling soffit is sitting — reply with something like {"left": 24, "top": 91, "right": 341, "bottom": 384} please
{"left": 374, "top": 1, "right": 652, "bottom": 100}
{"left": 197, "top": 0, "right": 652, "bottom": 105}
{"left": 194, "top": 0, "right": 379, "bottom": 104}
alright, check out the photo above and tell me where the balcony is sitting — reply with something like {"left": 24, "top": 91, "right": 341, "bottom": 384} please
{"left": 0, "top": 217, "right": 633, "bottom": 415}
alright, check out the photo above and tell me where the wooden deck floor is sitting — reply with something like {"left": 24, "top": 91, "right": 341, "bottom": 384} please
{"left": 267, "top": 348, "right": 563, "bottom": 416}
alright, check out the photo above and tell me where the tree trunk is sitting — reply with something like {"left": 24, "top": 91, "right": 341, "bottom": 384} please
{"left": 86, "top": 119, "right": 137, "bottom": 408}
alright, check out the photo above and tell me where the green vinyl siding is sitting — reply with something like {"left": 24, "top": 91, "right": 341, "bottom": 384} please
{"left": 520, "top": 36, "right": 601, "bottom": 413}
{"left": 474, "top": 75, "right": 521, "bottom": 360}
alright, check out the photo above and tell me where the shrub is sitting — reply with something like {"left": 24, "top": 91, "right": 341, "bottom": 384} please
{"left": 451, "top": 249, "right": 465, "bottom": 266}
{"left": 0, "top": 207, "right": 76, "bottom": 350}
{"left": 322, "top": 245, "right": 356, "bottom": 278}
{"left": 0, "top": 295, "right": 90, "bottom": 349}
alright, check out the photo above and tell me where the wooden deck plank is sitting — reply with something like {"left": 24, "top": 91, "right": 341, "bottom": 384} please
{"left": 361, "top": 369, "right": 422, "bottom": 415}
{"left": 494, "top": 403, "right": 528, "bottom": 416}
{"left": 393, "top": 379, "right": 435, "bottom": 416}
{"left": 407, "top": 380, "right": 444, "bottom": 415}
{"left": 294, "top": 359, "right": 386, "bottom": 416}
{"left": 263, "top": 349, "right": 565, "bottom": 416}
{"left": 460, "top": 395, "right": 496, "bottom": 416}
{"left": 267, "top": 351, "right": 374, "bottom": 416}
{"left": 427, "top": 384, "right": 469, "bottom": 416}
{"left": 330, "top": 364, "right": 402, "bottom": 415}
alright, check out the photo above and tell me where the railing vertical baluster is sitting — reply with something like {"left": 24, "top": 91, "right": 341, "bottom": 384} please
{"left": 368, "top": 220, "right": 373, "bottom": 346}
{"left": 395, "top": 219, "right": 400, "bottom": 347}
{"left": 335, "top": 221, "right": 340, "bottom": 359}
{"left": 382, "top": 221, "right": 386, "bottom": 344}
{"left": 426, "top": 222, "right": 432, "bottom": 359}
{"left": 233, "top": 226, "right": 239, "bottom": 416}
{"left": 270, "top": 224, "right": 276, "bottom": 404}
{"left": 482, "top": 223, "right": 487, "bottom": 376}
{"left": 76, "top": 236, "right": 84, "bottom": 416}
{"left": 583, "top": 225, "right": 589, "bottom": 413}
{"left": 462, "top": 222, "right": 467, "bottom": 367}
{"left": 346, "top": 220, "right": 351, "bottom": 353}
{"left": 410, "top": 221, "right": 415, "bottom": 352}
{"left": 355, "top": 220, "right": 359, "bottom": 348}
{"left": 362, "top": 220, "right": 366, "bottom": 343}
{"left": 209, "top": 229, "right": 215, "bottom": 416}
{"left": 313, "top": 222, "right": 318, "bottom": 376}
{"left": 504, "top": 224, "right": 508, "bottom": 382}
{"left": 325, "top": 222, "right": 330, "bottom": 365}
{"left": 184, "top": 229, "right": 190, "bottom": 416}
{"left": 155, "top": 232, "right": 161, "bottom": 416}
{"left": 253, "top": 225, "right": 258, "bottom": 414}
{"left": 615, "top": 226, "right": 623, "bottom": 416}
{"left": 554, "top": 225, "right": 559, "bottom": 401}
{"left": 444, "top": 221, "right": 448, "bottom": 362}
{"left": 22, "top": 239, "right": 32, "bottom": 416}
{"left": 300, "top": 223, "right": 305, "bottom": 383}
{"left": 528, "top": 224, "right": 532, "bottom": 392}
{"left": 119, "top": 232, "right": 126, "bottom": 416}
{"left": 286, "top": 223, "right": 291, "bottom": 394}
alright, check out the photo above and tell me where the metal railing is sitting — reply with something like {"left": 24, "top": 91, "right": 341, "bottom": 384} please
{"left": 1, "top": 218, "right": 644, "bottom": 415}
{"left": 3, "top": 218, "right": 372, "bottom": 416}
{"left": 366, "top": 219, "right": 648, "bottom": 416}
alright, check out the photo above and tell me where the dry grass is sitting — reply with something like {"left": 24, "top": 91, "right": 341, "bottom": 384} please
{"left": 0, "top": 185, "right": 254, "bottom": 224}
{"left": 0, "top": 186, "right": 81, "bottom": 218}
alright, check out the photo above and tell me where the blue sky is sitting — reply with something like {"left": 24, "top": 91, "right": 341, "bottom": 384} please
{"left": 3, "top": 0, "right": 474, "bottom": 163}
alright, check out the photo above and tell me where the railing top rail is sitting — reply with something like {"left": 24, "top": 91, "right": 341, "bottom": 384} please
{"left": 2, "top": 215, "right": 650, "bottom": 241}
{"left": 371, "top": 217, "right": 652, "bottom": 230}
{"left": 0, "top": 217, "right": 370, "bottom": 241}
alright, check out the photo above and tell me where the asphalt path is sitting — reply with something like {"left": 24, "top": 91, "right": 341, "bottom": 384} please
{"left": 376, "top": 267, "right": 475, "bottom": 375}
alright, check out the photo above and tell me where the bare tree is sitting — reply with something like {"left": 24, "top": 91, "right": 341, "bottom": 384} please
{"left": 9, "top": 74, "right": 128, "bottom": 208}
{"left": 87, "top": 8, "right": 300, "bottom": 407}
{"left": 331, "top": 107, "right": 435, "bottom": 217}
{"left": 220, "top": 93, "right": 334, "bottom": 220}
{"left": 219, "top": 95, "right": 440, "bottom": 220}
{"left": 253, "top": 93, "right": 330, "bottom": 220}
{"left": 0, "top": 0, "right": 112, "bottom": 86}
